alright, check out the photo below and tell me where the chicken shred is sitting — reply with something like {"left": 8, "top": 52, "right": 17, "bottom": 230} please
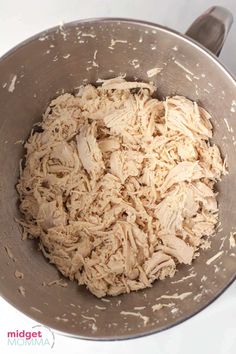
{"left": 17, "top": 78, "right": 226, "bottom": 298}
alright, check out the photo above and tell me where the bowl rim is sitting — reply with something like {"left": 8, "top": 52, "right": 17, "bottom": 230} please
{"left": 1, "top": 16, "right": 236, "bottom": 84}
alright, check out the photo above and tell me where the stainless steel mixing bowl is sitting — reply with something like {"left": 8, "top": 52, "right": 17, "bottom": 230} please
{"left": 0, "top": 6, "right": 235, "bottom": 340}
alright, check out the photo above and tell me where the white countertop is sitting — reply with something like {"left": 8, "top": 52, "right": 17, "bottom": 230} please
{"left": 0, "top": 1, "right": 235, "bottom": 353}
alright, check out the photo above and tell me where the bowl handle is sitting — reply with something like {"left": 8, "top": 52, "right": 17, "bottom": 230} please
{"left": 185, "top": 6, "right": 233, "bottom": 57}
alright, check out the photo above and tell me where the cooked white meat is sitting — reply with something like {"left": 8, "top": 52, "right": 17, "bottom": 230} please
{"left": 157, "top": 233, "right": 194, "bottom": 264}
{"left": 160, "top": 161, "right": 204, "bottom": 194}
{"left": 165, "top": 96, "right": 212, "bottom": 139}
{"left": 76, "top": 122, "right": 105, "bottom": 179}
{"left": 110, "top": 150, "right": 143, "bottom": 183}
{"left": 17, "top": 78, "right": 226, "bottom": 298}
{"left": 37, "top": 198, "right": 67, "bottom": 230}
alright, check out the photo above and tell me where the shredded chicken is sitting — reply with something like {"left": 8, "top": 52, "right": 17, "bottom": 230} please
{"left": 17, "top": 78, "right": 226, "bottom": 298}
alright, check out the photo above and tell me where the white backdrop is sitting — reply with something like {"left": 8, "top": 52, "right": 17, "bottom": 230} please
{"left": 0, "top": 1, "right": 236, "bottom": 353}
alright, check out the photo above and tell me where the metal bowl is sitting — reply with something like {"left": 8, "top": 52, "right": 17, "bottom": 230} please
{"left": 0, "top": 6, "right": 235, "bottom": 340}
